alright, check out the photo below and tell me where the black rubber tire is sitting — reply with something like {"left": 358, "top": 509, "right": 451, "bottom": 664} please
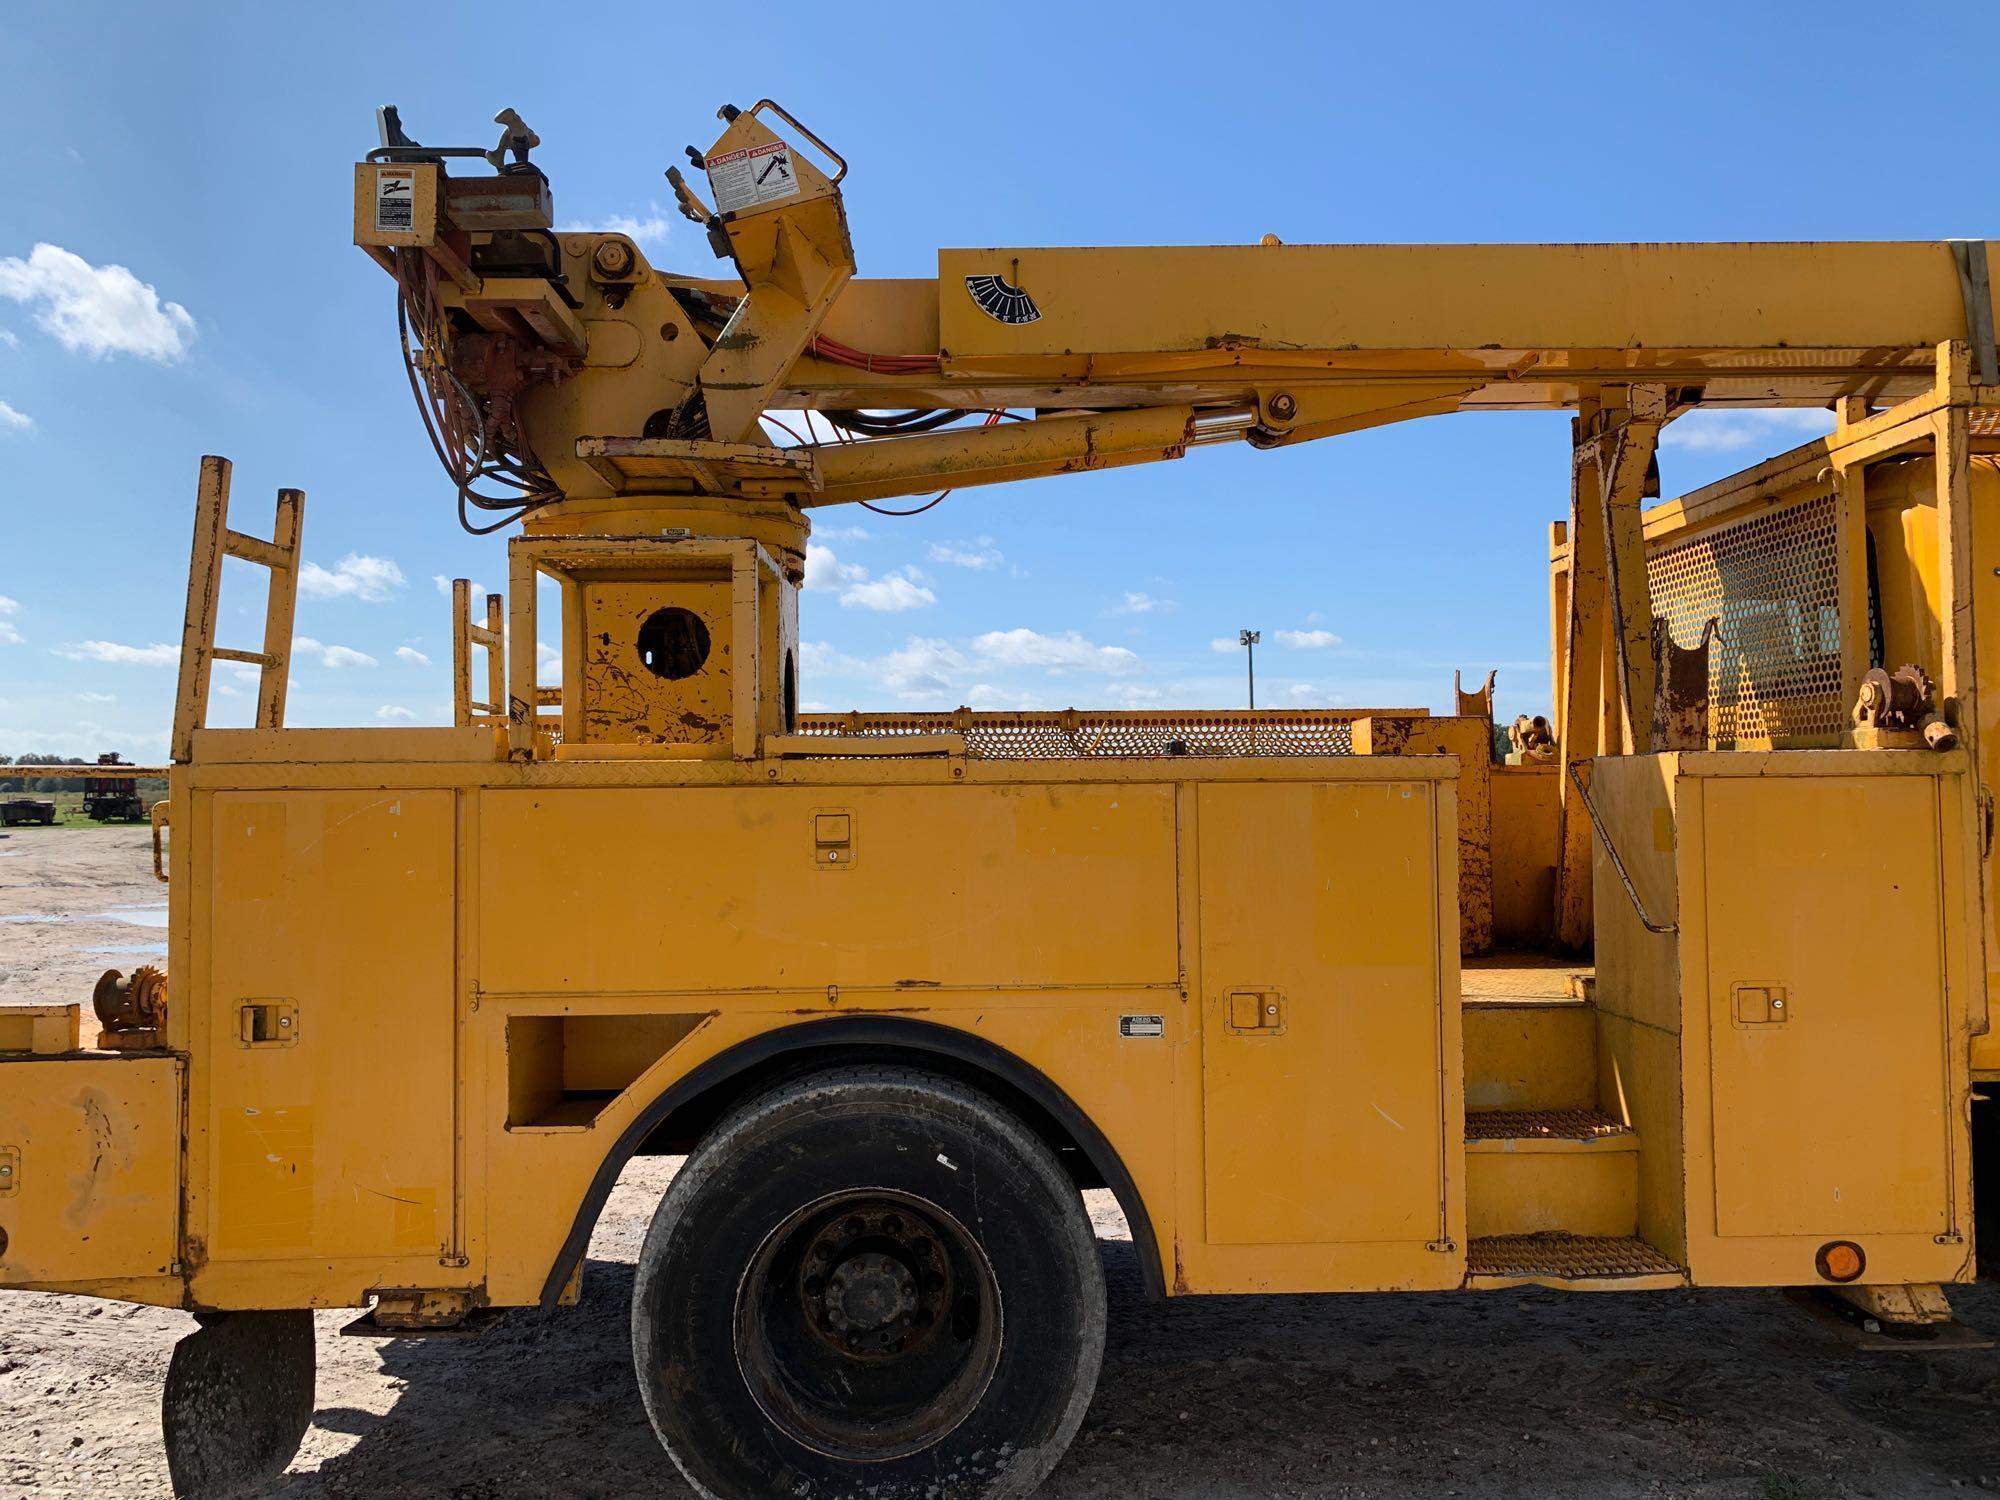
{"left": 632, "top": 1064, "right": 1106, "bottom": 1499}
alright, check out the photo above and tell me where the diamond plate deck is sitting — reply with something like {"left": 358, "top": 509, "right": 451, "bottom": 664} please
{"left": 1467, "top": 1233, "right": 1679, "bottom": 1280}
{"left": 1466, "top": 1108, "right": 1631, "bottom": 1142}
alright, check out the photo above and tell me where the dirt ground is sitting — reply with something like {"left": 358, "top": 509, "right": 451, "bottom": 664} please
{"left": 8, "top": 829, "right": 2000, "bottom": 1497}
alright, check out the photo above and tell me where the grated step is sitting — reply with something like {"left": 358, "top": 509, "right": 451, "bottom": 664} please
{"left": 1466, "top": 1108, "right": 1632, "bottom": 1143}
{"left": 1468, "top": 1233, "right": 1679, "bottom": 1280}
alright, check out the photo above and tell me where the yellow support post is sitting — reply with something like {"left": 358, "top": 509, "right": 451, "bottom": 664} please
{"left": 1598, "top": 389, "right": 1665, "bottom": 755}
{"left": 1555, "top": 400, "right": 1607, "bottom": 948}
{"left": 254, "top": 489, "right": 303, "bottom": 730}
{"left": 171, "top": 456, "right": 230, "bottom": 764}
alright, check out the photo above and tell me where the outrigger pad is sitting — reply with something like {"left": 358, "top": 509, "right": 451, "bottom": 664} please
{"left": 163, "top": 1310, "right": 315, "bottom": 1499}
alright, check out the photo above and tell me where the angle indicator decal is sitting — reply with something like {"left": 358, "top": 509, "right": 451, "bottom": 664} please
{"left": 964, "top": 274, "right": 1042, "bottom": 325}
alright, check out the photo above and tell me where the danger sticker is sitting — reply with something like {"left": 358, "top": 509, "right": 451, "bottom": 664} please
{"left": 374, "top": 167, "right": 415, "bottom": 233}
{"left": 705, "top": 139, "right": 800, "bottom": 216}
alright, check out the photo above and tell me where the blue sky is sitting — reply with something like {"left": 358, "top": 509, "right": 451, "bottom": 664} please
{"left": 2, "top": 1, "right": 1993, "bottom": 758}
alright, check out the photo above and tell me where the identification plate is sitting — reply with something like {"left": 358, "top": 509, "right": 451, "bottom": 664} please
{"left": 1118, "top": 1014, "right": 1165, "bottom": 1038}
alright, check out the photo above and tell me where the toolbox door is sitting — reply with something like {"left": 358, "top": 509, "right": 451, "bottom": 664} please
{"left": 200, "top": 790, "right": 458, "bottom": 1267}
{"left": 1197, "top": 780, "right": 1456, "bottom": 1249}
{"left": 1702, "top": 775, "right": 1953, "bottom": 1239}
{"left": 0, "top": 1056, "right": 182, "bottom": 1286}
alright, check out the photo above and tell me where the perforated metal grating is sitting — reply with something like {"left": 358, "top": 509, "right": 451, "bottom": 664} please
{"left": 793, "top": 710, "right": 1368, "bottom": 759}
{"left": 1972, "top": 406, "right": 2000, "bottom": 440}
{"left": 1646, "top": 492, "right": 1844, "bottom": 747}
{"left": 1465, "top": 1109, "right": 1631, "bottom": 1142}
{"left": 1468, "top": 1234, "right": 1680, "bottom": 1279}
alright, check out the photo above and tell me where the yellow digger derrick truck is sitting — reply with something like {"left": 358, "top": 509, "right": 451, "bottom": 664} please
{"left": 3, "top": 99, "right": 1999, "bottom": 1496}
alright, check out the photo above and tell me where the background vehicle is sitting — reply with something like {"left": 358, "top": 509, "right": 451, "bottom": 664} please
{"left": 0, "top": 797, "right": 56, "bottom": 826}
{"left": 80, "top": 754, "right": 150, "bottom": 823}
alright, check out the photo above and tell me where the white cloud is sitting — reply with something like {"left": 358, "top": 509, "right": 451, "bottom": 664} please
{"left": 0, "top": 244, "right": 195, "bottom": 361}
{"left": 1661, "top": 408, "right": 1834, "bottom": 455}
{"left": 75, "top": 691, "right": 116, "bottom": 703}
{"left": 292, "top": 636, "right": 376, "bottom": 669}
{"left": 928, "top": 538, "right": 1003, "bottom": 571}
{"left": 1104, "top": 682, "right": 1164, "bottom": 705}
{"left": 537, "top": 640, "right": 562, "bottom": 686}
{"left": 799, "top": 629, "right": 1146, "bottom": 706}
{"left": 1274, "top": 628, "right": 1342, "bottom": 648}
{"left": 1210, "top": 637, "right": 1242, "bottom": 653}
{"left": 971, "top": 628, "right": 1139, "bottom": 674}
{"left": 57, "top": 639, "right": 177, "bottom": 666}
{"left": 375, "top": 704, "right": 417, "bottom": 721}
{"left": 0, "top": 596, "right": 17, "bottom": 645}
{"left": 1110, "top": 591, "right": 1174, "bottom": 615}
{"left": 299, "top": 553, "right": 406, "bottom": 602}
{"left": 806, "top": 545, "right": 937, "bottom": 612}
{"left": 964, "top": 683, "right": 1042, "bottom": 710}
{"left": 804, "top": 545, "right": 866, "bottom": 592}
{"left": 878, "top": 638, "right": 968, "bottom": 696}
{"left": 0, "top": 400, "right": 31, "bottom": 432}
{"left": 558, "top": 208, "right": 670, "bottom": 245}
{"left": 0, "top": 329, "right": 18, "bottom": 348}
{"left": 812, "top": 523, "right": 871, "bottom": 543}
{"left": 842, "top": 569, "right": 936, "bottom": 612}
{"left": 800, "top": 640, "right": 869, "bottom": 677}
{"left": 394, "top": 646, "right": 430, "bottom": 666}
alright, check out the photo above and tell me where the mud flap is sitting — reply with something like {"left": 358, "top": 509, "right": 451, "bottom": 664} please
{"left": 162, "top": 1310, "right": 315, "bottom": 1498}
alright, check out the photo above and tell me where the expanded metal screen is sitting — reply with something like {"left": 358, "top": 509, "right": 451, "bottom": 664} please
{"left": 792, "top": 709, "right": 1368, "bottom": 759}
{"left": 1645, "top": 492, "right": 1845, "bottom": 747}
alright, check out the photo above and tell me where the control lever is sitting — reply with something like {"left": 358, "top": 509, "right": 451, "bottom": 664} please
{"left": 484, "top": 109, "right": 540, "bottom": 172}
{"left": 367, "top": 104, "right": 541, "bottom": 175}
{"left": 665, "top": 165, "right": 714, "bottom": 225}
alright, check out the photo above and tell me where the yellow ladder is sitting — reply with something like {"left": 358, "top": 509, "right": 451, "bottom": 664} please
{"left": 170, "top": 455, "right": 305, "bottom": 761}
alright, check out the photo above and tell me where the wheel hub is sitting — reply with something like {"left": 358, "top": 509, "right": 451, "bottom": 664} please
{"left": 825, "top": 1252, "right": 914, "bottom": 1332}
{"left": 800, "top": 1207, "right": 948, "bottom": 1359}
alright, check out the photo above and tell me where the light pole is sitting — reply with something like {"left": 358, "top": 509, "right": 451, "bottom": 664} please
{"left": 1239, "top": 629, "right": 1260, "bottom": 710}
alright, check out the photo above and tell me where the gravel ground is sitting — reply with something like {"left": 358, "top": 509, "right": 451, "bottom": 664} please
{"left": 6, "top": 829, "right": 2000, "bottom": 1497}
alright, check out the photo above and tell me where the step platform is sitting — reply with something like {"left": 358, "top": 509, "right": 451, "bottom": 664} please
{"left": 1465, "top": 1107, "right": 1629, "bottom": 1142}
{"left": 1466, "top": 1232, "right": 1683, "bottom": 1290}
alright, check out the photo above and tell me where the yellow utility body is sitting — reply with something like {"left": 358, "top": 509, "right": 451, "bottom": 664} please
{"left": 4, "top": 99, "right": 1999, "bottom": 1497}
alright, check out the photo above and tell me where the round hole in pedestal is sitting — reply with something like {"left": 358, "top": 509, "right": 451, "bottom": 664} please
{"left": 637, "top": 607, "right": 711, "bottom": 680}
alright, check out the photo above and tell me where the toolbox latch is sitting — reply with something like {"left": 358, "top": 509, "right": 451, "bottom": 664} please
{"left": 239, "top": 1000, "right": 300, "bottom": 1047}
{"left": 1225, "top": 989, "right": 1285, "bottom": 1035}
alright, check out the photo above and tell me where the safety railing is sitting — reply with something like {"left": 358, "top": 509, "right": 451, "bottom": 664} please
{"left": 1642, "top": 477, "right": 1850, "bottom": 749}
{"left": 790, "top": 708, "right": 1413, "bottom": 760}
{"left": 451, "top": 580, "right": 507, "bottom": 727}
{"left": 450, "top": 579, "right": 565, "bottom": 738}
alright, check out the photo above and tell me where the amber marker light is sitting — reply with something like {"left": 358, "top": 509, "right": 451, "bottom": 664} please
{"left": 1816, "top": 1240, "right": 1866, "bottom": 1283}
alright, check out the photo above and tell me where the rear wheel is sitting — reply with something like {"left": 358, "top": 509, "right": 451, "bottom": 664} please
{"left": 632, "top": 1064, "right": 1106, "bottom": 1499}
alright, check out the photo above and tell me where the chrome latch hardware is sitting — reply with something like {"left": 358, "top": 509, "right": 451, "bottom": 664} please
{"left": 239, "top": 1000, "right": 300, "bottom": 1047}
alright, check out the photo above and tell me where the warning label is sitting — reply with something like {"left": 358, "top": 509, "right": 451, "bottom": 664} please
{"left": 374, "top": 167, "right": 415, "bottom": 233}
{"left": 705, "top": 140, "right": 800, "bottom": 216}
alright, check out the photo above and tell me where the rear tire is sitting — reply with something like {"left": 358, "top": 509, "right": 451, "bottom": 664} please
{"left": 632, "top": 1064, "right": 1106, "bottom": 1499}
